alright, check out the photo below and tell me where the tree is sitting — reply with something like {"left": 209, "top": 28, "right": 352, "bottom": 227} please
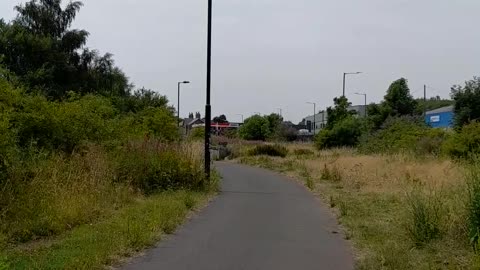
{"left": 366, "top": 103, "right": 389, "bottom": 131}
{"left": 213, "top": 114, "right": 228, "bottom": 124}
{"left": 265, "top": 113, "right": 283, "bottom": 134}
{"left": 451, "top": 77, "right": 480, "bottom": 128}
{"left": 0, "top": 0, "right": 130, "bottom": 99}
{"left": 383, "top": 78, "right": 417, "bottom": 116}
{"left": 238, "top": 115, "right": 270, "bottom": 141}
{"left": 314, "top": 96, "right": 365, "bottom": 149}
{"left": 113, "top": 87, "right": 170, "bottom": 113}
{"left": 326, "top": 96, "right": 355, "bottom": 129}
{"left": 275, "top": 123, "right": 298, "bottom": 142}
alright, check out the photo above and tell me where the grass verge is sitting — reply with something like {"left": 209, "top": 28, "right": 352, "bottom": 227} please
{"left": 0, "top": 190, "right": 213, "bottom": 270}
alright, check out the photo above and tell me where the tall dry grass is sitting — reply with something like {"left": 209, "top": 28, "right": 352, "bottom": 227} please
{"left": 0, "top": 140, "right": 208, "bottom": 246}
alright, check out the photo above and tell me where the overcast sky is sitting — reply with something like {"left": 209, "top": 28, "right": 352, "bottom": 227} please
{"left": 1, "top": 0, "right": 479, "bottom": 123}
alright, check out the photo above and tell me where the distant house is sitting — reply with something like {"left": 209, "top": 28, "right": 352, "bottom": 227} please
{"left": 181, "top": 118, "right": 205, "bottom": 135}
{"left": 425, "top": 105, "right": 454, "bottom": 128}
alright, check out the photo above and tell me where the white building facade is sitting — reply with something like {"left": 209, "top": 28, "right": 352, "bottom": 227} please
{"left": 302, "top": 105, "right": 367, "bottom": 135}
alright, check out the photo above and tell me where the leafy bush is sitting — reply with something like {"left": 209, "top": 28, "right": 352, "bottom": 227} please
{"left": 416, "top": 128, "right": 450, "bottom": 156}
{"left": 137, "top": 107, "right": 178, "bottom": 141}
{"left": 360, "top": 116, "right": 451, "bottom": 156}
{"left": 189, "top": 128, "right": 205, "bottom": 141}
{"left": 443, "top": 122, "right": 480, "bottom": 159}
{"left": 293, "top": 148, "right": 314, "bottom": 156}
{"left": 316, "top": 117, "right": 365, "bottom": 149}
{"left": 406, "top": 190, "right": 442, "bottom": 246}
{"left": 248, "top": 144, "right": 288, "bottom": 158}
{"left": 451, "top": 77, "right": 480, "bottom": 128}
{"left": 239, "top": 115, "right": 271, "bottom": 141}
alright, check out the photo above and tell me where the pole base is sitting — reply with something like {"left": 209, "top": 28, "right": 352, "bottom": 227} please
{"left": 204, "top": 104, "right": 211, "bottom": 180}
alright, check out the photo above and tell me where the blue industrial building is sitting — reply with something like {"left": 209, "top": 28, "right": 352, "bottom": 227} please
{"left": 425, "top": 105, "right": 454, "bottom": 128}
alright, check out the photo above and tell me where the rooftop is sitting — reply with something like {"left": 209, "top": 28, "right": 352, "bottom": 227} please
{"left": 426, "top": 105, "right": 454, "bottom": 115}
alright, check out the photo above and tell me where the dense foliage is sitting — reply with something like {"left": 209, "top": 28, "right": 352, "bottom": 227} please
{"left": 316, "top": 78, "right": 459, "bottom": 156}
{"left": 326, "top": 96, "right": 355, "bottom": 129}
{"left": 0, "top": 0, "right": 131, "bottom": 99}
{"left": 442, "top": 122, "right": 480, "bottom": 159}
{"left": 359, "top": 117, "right": 448, "bottom": 155}
{"left": 238, "top": 115, "right": 271, "bottom": 141}
{"left": 238, "top": 113, "right": 295, "bottom": 141}
{"left": 451, "top": 77, "right": 480, "bottom": 129}
{"left": 0, "top": 0, "right": 207, "bottom": 247}
{"left": 383, "top": 78, "right": 417, "bottom": 117}
{"left": 316, "top": 117, "right": 365, "bottom": 149}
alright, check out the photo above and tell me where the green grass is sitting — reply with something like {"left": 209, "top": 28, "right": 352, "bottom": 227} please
{"left": 1, "top": 191, "right": 211, "bottom": 270}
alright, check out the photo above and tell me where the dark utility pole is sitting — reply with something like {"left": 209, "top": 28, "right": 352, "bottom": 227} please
{"left": 204, "top": 0, "right": 213, "bottom": 180}
{"left": 177, "top": 81, "right": 190, "bottom": 127}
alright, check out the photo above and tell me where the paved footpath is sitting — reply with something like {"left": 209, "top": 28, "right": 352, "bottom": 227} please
{"left": 121, "top": 162, "right": 354, "bottom": 270}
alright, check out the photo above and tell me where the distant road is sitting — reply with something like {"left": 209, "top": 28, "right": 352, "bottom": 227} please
{"left": 121, "top": 162, "right": 354, "bottom": 270}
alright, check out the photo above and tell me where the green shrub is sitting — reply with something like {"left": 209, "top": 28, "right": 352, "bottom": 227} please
{"left": 315, "top": 117, "right": 365, "bottom": 150}
{"left": 359, "top": 117, "right": 435, "bottom": 154}
{"left": 239, "top": 115, "right": 271, "bottom": 141}
{"left": 405, "top": 190, "right": 442, "bottom": 246}
{"left": 57, "top": 95, "right": 118, "bottom": 151}
{"left": 443, "top": 122, "right": 480, "bottom": 159}
{"left": 248, "top": 144, "right": 288, "bottom": 158}
{"left": 415, "top": 128, "right": 450, "bottom": 156}
{"left": 0, "top": 256, "right": 9, "bottom": 270}
{"left": 12, "top": 94, "right": 119, "bottom": 152}
{"left": 138, "top": 107, "right": 178, "bottom": 141}
{"left": 189, "top": 128, "right": 205, "bottom": 141}
{"left": 293, "top": 148, "right": 314, "bottom": 156}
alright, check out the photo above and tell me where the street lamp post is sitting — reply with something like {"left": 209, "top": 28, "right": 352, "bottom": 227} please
{"left": 204, "top": 0, "right": 213, "bottom": 180}
{"left": 307, "top": 102, "right": 316, "bottom": 135}
{"left": 177, "top": 81, "right": 190, "bottom": 127}
{"left": 355, "top": 92, "right": 367, "bottom": 117}
{"left": 343, "top": 72, "right": 362, "bottom": 97}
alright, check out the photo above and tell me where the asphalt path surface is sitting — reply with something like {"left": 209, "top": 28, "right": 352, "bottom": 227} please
{"left": 121, "top": 162, "right": 354, "bottom": 270}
